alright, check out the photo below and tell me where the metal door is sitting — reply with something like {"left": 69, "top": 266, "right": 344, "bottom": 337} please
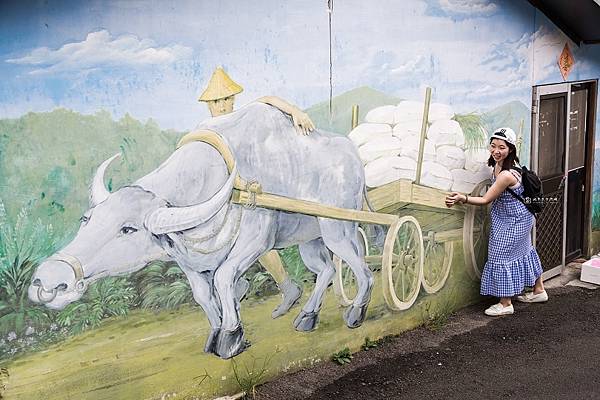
{"left": 565, "top": 83, "right": 590, "bottom": 260}
{"left": 532, "top": 84, "right": 568, "bottom": 276}
{"left": 532, "top": 81, "right": 595, "bottom": 278}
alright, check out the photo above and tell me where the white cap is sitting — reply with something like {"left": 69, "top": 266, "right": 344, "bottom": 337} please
{"left": 490, "top": 127, "right": 516, "bottom": 146}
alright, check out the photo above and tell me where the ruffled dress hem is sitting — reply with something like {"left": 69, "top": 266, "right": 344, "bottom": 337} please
{"left": 480, "top": 247, "right": 543, "bottom": 297}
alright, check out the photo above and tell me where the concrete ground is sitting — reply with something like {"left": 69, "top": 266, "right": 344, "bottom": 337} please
{"left": 253, "top": 261, "right": 600, "bottom": 400}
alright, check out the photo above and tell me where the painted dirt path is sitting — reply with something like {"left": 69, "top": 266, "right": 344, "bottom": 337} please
{"left": 256, "top": 285, "right": 600, "bottom": 400}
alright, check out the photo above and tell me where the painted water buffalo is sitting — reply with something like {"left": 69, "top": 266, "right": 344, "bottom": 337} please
{"left": 28, "top": 102, "right": 373, "bottom": 359}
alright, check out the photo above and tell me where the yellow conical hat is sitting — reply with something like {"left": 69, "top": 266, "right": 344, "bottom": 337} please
{"left": 198, "top": 67, "right": 243, "bottom": 102}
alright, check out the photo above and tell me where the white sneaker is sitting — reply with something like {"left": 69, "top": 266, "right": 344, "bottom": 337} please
{"left": 484, "top": 303, "right": 514, "bottom": 316}
{"left": 517, "top": 290, "right": 548, "bottom": 303}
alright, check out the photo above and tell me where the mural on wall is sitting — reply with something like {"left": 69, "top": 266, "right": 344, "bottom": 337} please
{"left": 1, "top": 0, "right": 600, "bottom": 398}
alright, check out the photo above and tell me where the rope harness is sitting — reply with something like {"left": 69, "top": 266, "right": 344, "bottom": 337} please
{"left": 181, "top": 205, "right": 243, "bottom": 254}
{"left": 176, "top": 129, "right": 262, "bottom": 252}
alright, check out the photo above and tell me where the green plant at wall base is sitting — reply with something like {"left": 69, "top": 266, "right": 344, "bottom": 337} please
{"left": 56, "top": 277, "right": 136, "bottom": 334}
{"left": 231, "top": 351, "right": 278, "bottom": 399}
{"left": 361, "top": 337, "right": 379, "bottom": 351}
{"left": 0, "top": 200, "right": 55, "bottom": 335}
{"left": 453, "top": 113, "right": 487, "bottom": 150}
{"left": 331, "top": 347, "right": 353, "bottom": 365}
{"left": 421, "top": 301, "right": 453, "bottom": 332}
{"left": 0, "top": 367, "right": 8, "bottom": 399}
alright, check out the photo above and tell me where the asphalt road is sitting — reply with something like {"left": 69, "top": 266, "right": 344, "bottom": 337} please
{"left": 256, "top": 285, "right": 600, "bottom": 400}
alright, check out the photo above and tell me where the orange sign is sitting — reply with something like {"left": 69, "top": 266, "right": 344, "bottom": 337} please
{"left": 558, "top": 43, "right": 574, "bottom": 81}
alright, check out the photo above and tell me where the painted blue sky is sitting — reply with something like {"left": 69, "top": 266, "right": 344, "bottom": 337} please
{"left": 0, "top": 0, "right": 598, "bottom": 131}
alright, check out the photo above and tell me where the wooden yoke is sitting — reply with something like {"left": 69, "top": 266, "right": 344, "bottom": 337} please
{"left": 176, "top": 130, "right": 262, "bottom": 194}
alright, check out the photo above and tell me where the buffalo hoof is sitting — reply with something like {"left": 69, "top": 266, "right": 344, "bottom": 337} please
{"left": 235, "top": 278, "right": 250, "bottom": 302}
{"left": 272, "top": 279, "right": 303, "bottom": 319}
{"left": 344, "top": 303, "right": 369, "bottom": 329}
{"left": 204, "top": 328, "right": 219, "bottom": 354}
{"left": 213, "top": 324, "right": 250, "bottom": 359}
{"left": 293, "top": 310, "right": 320, "bottom": 332}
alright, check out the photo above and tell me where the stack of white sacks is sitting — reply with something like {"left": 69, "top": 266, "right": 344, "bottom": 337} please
{"left": 349, "top": 100, "right": 491, "bottom": 193}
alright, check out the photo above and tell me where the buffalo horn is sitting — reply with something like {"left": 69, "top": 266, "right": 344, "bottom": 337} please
{"left": 145, "top": 164, "right": 237, "bottom": 234}
{"left": 90, "top": 153, "right": 121, "bottom": 207}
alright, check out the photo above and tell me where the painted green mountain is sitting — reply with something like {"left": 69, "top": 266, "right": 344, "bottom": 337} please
{"left": 305, "top": 86, "right": 401, "bottom": 134}
{"left": 0, "top": 91, "right": 533, "bottom": 239}
{"left": 0, "top": 109, "right": 183, "bottom": 239}
{"left": 481, "top": 100, "right": 531, "bottom": 164}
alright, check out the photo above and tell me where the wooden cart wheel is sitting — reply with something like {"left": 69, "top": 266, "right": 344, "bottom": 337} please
{"left": 463, "top": 179, "right": 492, "bottom": 280}
{"left": 333, "top": 227, "right": 369, "bottom": 306}
{"left": 422, "top": 233, "right": 453, "bottom": 294}
{"left": 382, "top": 216, "right": 424, "bottom": 311}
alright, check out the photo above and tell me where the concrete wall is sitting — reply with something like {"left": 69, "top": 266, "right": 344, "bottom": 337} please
{"left": 0, "top": 1, "right": 599, "bottom": 398}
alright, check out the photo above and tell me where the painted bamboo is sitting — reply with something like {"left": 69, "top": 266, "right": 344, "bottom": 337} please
{"left": 351, "top": 105, "right": 359, "bottom": 130}
{"left": 517, "top": 118, "right": 524, "bottom": 156}
{"left": 415, "top": 87, "right": 432, "bottom": 185}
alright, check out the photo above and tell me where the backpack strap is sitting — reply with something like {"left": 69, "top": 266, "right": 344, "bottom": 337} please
{"left": 509, "top": 169, "right": 522, "bottom": 182}
{"left": 506, "top": 187, "right": 535, "bottom": 215}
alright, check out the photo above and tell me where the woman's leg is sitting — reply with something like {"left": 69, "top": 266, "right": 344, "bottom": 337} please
{"left": 532, "top": 276, "right": 545, "bottom": 294}
{"left": 517, "top": 276, "right": 548, "bottom": 303}
{"left": 484, "top": 297, "right": 514, "bottom": 316}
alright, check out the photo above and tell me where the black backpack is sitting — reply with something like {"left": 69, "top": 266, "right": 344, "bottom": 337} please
{"left": 506, "top": 166, "right": 544, "bottom": 215}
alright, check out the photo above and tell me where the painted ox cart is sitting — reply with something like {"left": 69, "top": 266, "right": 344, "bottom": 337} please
{"left": 179, "top": 127, "right": 490, "bottom": 313}
{"left": 331, "top": 178, "right": 491, "bottom": 310}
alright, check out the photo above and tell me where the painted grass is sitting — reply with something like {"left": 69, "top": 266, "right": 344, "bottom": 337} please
{"left": 2, "top": 246, "right": 479, "bottom": 400}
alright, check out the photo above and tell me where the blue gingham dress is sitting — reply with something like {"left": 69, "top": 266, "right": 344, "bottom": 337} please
{"left": 480, "top": 170, "right": 543, "bottom": 297}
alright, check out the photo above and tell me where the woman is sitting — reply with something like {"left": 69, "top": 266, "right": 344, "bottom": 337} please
{"left": 445, "top": 127, "right": 547, "bottom": 316}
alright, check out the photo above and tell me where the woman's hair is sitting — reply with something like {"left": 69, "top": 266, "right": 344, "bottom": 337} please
{"left": 487, "top": 138, "right": 520, "bottom": 171}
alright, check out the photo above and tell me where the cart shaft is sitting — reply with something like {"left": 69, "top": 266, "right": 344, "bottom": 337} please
{"left": 232, "top": 189, "right": 399, "bottom": 226}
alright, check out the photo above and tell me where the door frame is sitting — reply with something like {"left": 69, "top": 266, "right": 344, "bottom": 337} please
{"left": 531, "top": 79, "right": 597, "bottom": 280}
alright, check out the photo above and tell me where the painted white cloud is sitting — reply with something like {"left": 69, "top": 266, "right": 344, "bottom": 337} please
{"left": 480, "top": 32, "right": 531, "bottom": 88}
{"left": 350, "top": 35, "right": 531, "bottom": 113}
{"left": 425, "top": 0, "right": 499, "bottom": 18}
{"left": 390, "top": 55, "right": 431, "bottom": 75}
{"left": 531, "top": 25, "right": 571, "bottom": 83}
{"left": 3, "top": 0, "right": 573, "bottom": 132}
{"left": 6, "top": 30, "right": 193, "bottom": 75}
{"left": 438, "top": 0, "right": 498, "bottom": 15}
{"left": 477, "top": 23, "right": 574, "bottom": 89}
{"left": 328, "top": 0, "right": 536, "bottom": 115}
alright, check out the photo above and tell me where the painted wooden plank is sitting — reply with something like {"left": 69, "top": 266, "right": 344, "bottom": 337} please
{"left": 231, "top": 190, "right": 399, "bottom": 226}
{"left": 365, "top": 179, "right": 466, "bottom": 213}
{"left": 364, "top": 180, "right": 412, "bottom": 211}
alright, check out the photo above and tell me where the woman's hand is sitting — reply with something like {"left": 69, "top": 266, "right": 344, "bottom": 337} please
{"left": 445, "top": 192, "right": 465, "bottom": 208}
{"left": 291, "top": 109, "right": 315, "bottom": 136}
